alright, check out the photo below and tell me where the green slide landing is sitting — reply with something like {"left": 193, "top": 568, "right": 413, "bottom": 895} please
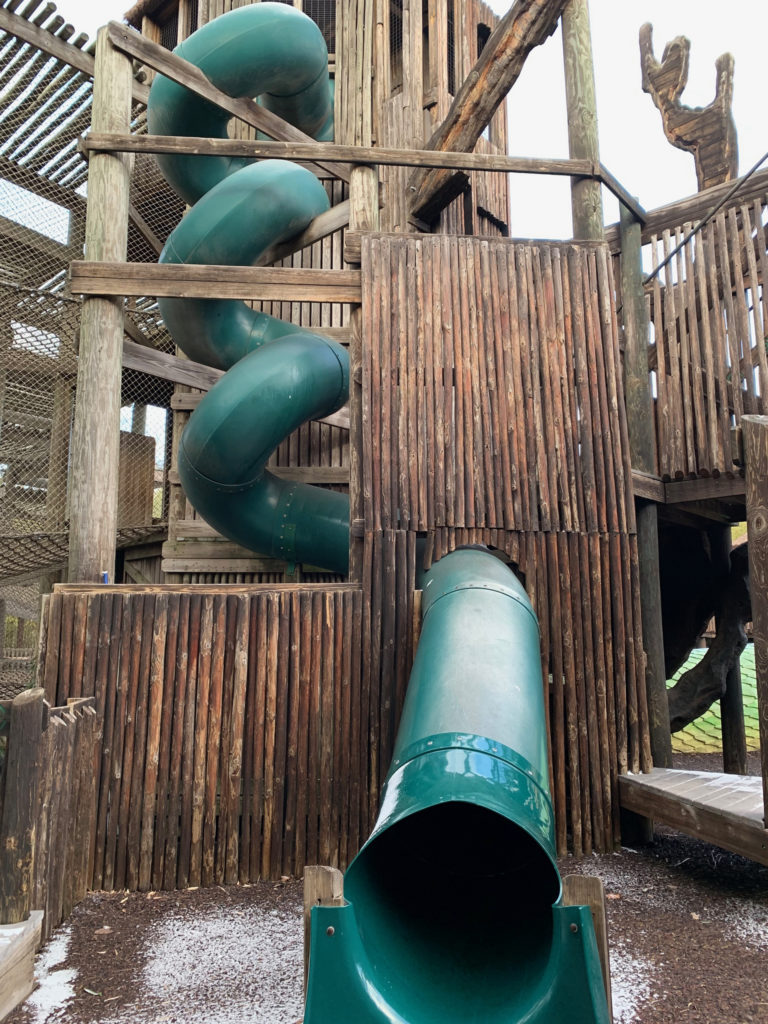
{"left": 304, "top": 549, "right": 611, "bottom": 1024}
{"left": 147, "top": 3, "right": 349, "bottom": 575}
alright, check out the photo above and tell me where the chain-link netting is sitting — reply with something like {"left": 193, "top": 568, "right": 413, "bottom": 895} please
{"left": 0, "top": 0, "right": 350, "bottom": 689}
{"left": 0, "top": 3, "right": 183, "bottom": 693}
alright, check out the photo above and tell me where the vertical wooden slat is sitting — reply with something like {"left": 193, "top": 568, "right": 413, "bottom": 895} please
{"left": 139, "top": 594, "right": 168, "bottom": 891}
{"left": 163, "top": 593, "right": 190, "bottom": 889}
{"left": 125, "top": 596, "right": 155, "bottom": 891}
{"left": 177, "top": 593, "right": 201, "bottom": 889}
{"left": 189, "top": 594, "right": 213, "bottom": 887}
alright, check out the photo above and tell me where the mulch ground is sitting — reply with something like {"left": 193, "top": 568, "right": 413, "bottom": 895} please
{"left": 7, "top": 759, "right": 768, "bottom": 1024}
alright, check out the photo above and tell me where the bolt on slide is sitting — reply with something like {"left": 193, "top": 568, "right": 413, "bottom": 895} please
{"left": 148, "top": 3, "right": 349, "bottom": 576}
{"left": 304, "top": 548, "right": 611, "bottom": 1023}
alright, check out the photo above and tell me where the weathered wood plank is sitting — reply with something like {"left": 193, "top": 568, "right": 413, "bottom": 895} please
{"left": 619, "top": 769, "right": 768, "bottom": 863}
{"left": 408, "top": 0, "right": 569, "bottom": 222}
{"left": 70, "top": 261, "right": 362, "bottom": 302}
{"left": 743, "top": 415, "right": 768, "bottom": 814}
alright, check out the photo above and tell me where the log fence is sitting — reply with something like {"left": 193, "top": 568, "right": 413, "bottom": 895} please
{"left": 0, "top": 690, "right": 99, "bottom": 942}
{"left": 612, "top": 175, "right": 768, "bottom": 483}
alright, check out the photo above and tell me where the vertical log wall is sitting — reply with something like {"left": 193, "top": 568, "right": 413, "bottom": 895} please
{"left": 361, "top": 233, "right": 653, "bottom": 854}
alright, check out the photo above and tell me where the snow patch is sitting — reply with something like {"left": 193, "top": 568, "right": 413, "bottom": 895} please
{"left": 100, "top": 900, "right": 304, "bottom": 1024}
{"left": 27, "top": 926, "right": 78, "bottom": 1024}
{"left": 610, "top": 943, "right": 652, "bottom": 1024}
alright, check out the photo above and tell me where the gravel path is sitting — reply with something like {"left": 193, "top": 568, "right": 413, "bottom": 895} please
{"left": 7, "top": 828, "right": 768, "bottom": 1024}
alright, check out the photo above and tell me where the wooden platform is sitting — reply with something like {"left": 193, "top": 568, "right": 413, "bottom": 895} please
{"left": 619, "top": 769, "right": 768, "bottom": 866}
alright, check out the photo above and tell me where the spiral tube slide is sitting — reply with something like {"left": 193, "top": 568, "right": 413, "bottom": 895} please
{"left": 304, "top": 549, "right": 611, "bottom": 1024}
{"left": 148, "top": 4, "right": 350, "bottom": 575}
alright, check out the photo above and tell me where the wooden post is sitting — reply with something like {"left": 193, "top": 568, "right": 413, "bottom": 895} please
{"left": 0, "top": 689, "right": 46, "bottom": 925}
{"left": 561, "top": 0, "right": 603, "bottom": 240}
{"left": 67, "top": 28, "right": 133, "bottom": 583}
{"left": 336, "top": 0, "right": 378, "bottom": 582}
{"left": 709, "top": 526, "right": 747, "bottom": 774}
{"left": 742, "top": 415, "right": 768, "bottom": 815}
{"left": 562, "top": 874, "right": 612, "bottom": 1022}
{"left": 620, "top": 203, "right": 671, "bottom": 768}
{"left": 303, "top": 865, "right": 344, "bottom": 992}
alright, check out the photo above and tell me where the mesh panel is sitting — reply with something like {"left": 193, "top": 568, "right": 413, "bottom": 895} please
{"left": 446, "top": 0, "right": 455, "bottom": 95}
{"left": 303, "top": 0, "right": 336, "bottom": 53}
{"left": 390, "top": 0, "right": 403, "bottom": 92}
{"left": 0, "top": 9, "right": 175, "bottom": 617}
{"left": 160, "top": 10, "right": 180, "bottom": 49}
{"left": 0, "top": 580, "right": 38, "bottom": 699}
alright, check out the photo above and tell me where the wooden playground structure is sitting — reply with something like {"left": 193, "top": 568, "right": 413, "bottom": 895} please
{"left": 0, "top": 0, "right": 767, "bottom": 1015}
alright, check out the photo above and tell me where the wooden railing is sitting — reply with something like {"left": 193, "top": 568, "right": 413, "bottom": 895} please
{"left": 645, "top": 196, "right": 768, "bottom": 480}
{"left": 0, "top": 691, "right": 99, "bottom": 941}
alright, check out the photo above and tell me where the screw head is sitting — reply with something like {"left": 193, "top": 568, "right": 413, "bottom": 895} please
{"left": 326, "top": 926, "right": 335, "bottom": 937}
{"left": 570, "top": 923, "right": 579, "bottom": 934}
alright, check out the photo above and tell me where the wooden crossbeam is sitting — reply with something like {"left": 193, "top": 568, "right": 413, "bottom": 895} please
{"left": 83, "top": 131, "right": 594, "bottom": 176}
{"left": 105, "top": 21, "right": 350, "bottom": 183}
{"left": 70, "top": 260, "right": 362, "bottom": 302}
{"left": 0, "top": 6, "right": 149, "bottom": 105}
{"left": 408, "top": 0, "right": 569, "bottom": 223}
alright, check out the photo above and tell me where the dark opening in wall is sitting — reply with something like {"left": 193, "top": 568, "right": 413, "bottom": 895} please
{"left": 390, "top": 0, "right": 404, "bottom": 93}
{"left": 447, "top": 0, "right": 455, "bottom": 94}
{"left": 160, "top": 8, "right": 179, "bottom": 48}
{"left": 477, "top": 21, "right": 491, "bottom": 56}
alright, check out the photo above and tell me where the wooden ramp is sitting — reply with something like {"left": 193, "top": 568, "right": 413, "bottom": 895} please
{"left": 619, "top": 769, "right": 768, "bottom": 866}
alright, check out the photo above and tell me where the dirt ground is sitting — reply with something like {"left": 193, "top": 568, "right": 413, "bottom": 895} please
{"left": 7, "top": 758, "right": 768, "bottom": 1024}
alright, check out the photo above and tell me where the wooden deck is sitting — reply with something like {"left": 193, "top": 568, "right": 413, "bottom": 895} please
{"left": 619, "top": 769, "right": 768, "bottom": 866}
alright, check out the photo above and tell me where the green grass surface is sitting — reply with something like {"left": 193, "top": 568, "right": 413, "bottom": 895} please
{"left": 668, "top": 643, "right": 761, "bottom": 753}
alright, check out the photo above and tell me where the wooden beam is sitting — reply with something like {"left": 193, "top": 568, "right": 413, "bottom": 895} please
{"left": 303, "top": 866, "right": 343, "bottom": 993}
{"left": 621, "top": 207, "right": 655, "bottom": 473}
{"left": 561, "top": 875, "right": 612, "bottom": 1019}
{"left": 83, "top": 130, "right": 594, "bottom": 175}
{"left": 631, "top": 470, "right": 665, "bottom": 503}
{"left": 664, "top": 476, "right": 745, "bottom": 504}
{"left": 743, "top": 414, "right": 768, "bottom": 817}
{"left": 68, "top": 29, "right": 133, "bottom": 585}
{"left": 105, "top": 22, "right": 350, "bottom": 183}
{"left": 257, "top": 201, "right": 350, "bottom": 267}
{"left": 604, "top": 166, "right": 768, "bottom": 252}
{"left": 122, "top": 339, "right": 223, "bottom": 390}
{"left": 83, "top": 130, "right": 647, "bottom": 222}
{"left": 562, "top": 0, "right": 603, "bottom": 240}
{"left": 70, "top": 261, "right": 362, "bottom": 303}
{"left": 407, "top": 0, "right": 568, "bottom": 223}
{"left": 619, "top": 770, "right": 768, "bottom": 864}
{"left": 0, "top": 690, "right": 45, "bottom": 924}
{"left": 0, "top": 6, "right": 149, "bottom": 105}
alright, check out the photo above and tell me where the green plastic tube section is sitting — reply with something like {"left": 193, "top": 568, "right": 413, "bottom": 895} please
{"left": 147, "top": 3, "right": 334, "bottom": 205}
{"left": 147, "top": 5, "right": 350, "bottom": 574}
{"left": 346, "top": 547, "right": 560, "bottom": 910}
{"left": 304, "top": 548, "right": 610, "bottom": 1023}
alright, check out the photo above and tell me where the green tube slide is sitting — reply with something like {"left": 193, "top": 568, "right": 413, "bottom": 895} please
{"left": 304, "top": 548, "right": 611, "bottom": 1024}
{"left": 147, "top": 4, "right": 349, "bottom": 574}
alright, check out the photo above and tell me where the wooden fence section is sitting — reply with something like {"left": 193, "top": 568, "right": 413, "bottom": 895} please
{"left": 0, "top": 691, "right": 99, "bottom": 942}
{"left": 362, "top": 234, "right": 634, "bottom": 535}
{"left": 360, "top": 234, "right": 649, "bottom": 853}
{"left": 40, "top": 585, "right": 375, "bottom": 888}
{"left": 643, "top": 196, "right": 768, "bottom": 480}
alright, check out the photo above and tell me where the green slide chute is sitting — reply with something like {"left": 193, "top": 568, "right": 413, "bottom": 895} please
{"left": 148, "top": 3, "right": 349, "bottom": 574}
{"left": 304, "top": 548, "right": 611, "bottom": 1024}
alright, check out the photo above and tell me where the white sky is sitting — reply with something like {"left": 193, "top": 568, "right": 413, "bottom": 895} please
{"left": 55, "top": 0, "right": 766, "bottom": 237}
